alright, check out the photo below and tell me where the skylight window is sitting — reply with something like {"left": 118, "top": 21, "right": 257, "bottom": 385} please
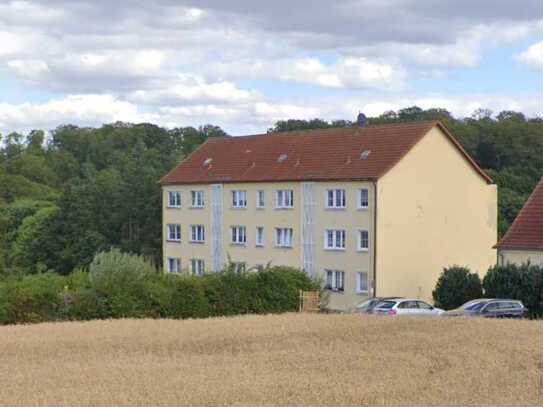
{"left": 360, "top": 150, "right": 371, "bottom": 160}
{"left": 277, "top": 154, "right": 288, "bottom": 163}
{"left": 203, "top": 158, "right": 213, "bottom": 166}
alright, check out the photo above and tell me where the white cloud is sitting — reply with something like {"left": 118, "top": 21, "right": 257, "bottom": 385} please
{"left": 0, "top": 32, "right": 25, "bottom": 56}
{"left": 209, "top": 57, "right": 404, "bottom": 90}
{"left": 128, "top": 74, "right": 260, "bottom": 105}
{"left": 0, "top": 95, "right": 157, "bottom": 133}
{"left": 518, "top": 41, "right": 543, "bottom": 70}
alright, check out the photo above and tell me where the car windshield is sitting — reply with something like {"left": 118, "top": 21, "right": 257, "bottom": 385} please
{"left": 356, "top": 299, "right": 375, "bottom": 309}
{"left": 375, "top": 301, "right": 396, "bottom": 309}
{"left": 465, "top": 301, "right": 487, "bottom": 311}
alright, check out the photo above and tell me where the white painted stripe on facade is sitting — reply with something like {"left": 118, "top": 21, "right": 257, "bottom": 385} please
{"left": 211, "top": 184, "right": 223, "bottom": 272}
{"left": 301, "top": 182, "right": 315, "bottom": 277}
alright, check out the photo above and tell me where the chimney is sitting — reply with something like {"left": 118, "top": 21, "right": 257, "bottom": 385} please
{"left": 357, "top": 112, "right": 367, "bottom": 127}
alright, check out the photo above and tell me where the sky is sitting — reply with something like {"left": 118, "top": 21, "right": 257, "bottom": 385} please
{"left": 1, "top": 1, "right": 543, "bottom": 135}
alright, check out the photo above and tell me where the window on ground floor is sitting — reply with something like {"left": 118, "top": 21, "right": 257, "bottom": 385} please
{"left": 190, "top": 259, "right": 205, "bottom": 276}
{"left": 167, "top": 257, "right": 181, "bottom": 273}
{"left": 324, "top": 269, "right": 344, "bottom": 292}
{"left": 356, "top": 271, "right": 368, "bottom": 293}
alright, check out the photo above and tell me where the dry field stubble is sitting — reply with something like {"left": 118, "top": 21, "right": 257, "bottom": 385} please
{"left": 1, "top": 314, "right": 542, "bottom": 407}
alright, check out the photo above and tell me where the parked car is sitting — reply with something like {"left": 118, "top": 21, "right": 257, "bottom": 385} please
{"left": 442, "top": 299, "right": 528, "bottom": 318}
{"left": 371, "top": 298, "right": 444, "bottom": 316}
{"left": 355, "top": 297, "right": 403, "bottom": 314}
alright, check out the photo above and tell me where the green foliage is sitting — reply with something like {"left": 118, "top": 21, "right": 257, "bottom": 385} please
{"left": 0, "top": 251, "right": 319, "bottom": 325}
{"left": 0, "top": 122, "right": 228, "bottom": 275}
{"left": 89, "top": 249, "right": 157, "bottom": 295}
{"left": 483, "top": 263, "right": 543, "bottom": 318}
{"left": 0, "top": 273, "right": 67, "bottom": 324}
{"left": 432, "top": 266, "right": 483, "bottom": 310}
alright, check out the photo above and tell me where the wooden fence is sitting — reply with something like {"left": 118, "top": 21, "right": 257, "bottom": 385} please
{"left": 299, "top": 290, "right": 320, "bottom": 313}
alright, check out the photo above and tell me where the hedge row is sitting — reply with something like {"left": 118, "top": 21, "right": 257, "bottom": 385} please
{"left": 0, "top": 250, "right": 319, "bottom": 325}
{"left": 433, "top": 264, "right": 543, "bottom": 318}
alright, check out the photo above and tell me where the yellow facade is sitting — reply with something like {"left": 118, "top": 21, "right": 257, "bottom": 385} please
{"left": 498, "top": 250, "right": 543, "bottom": 266}
{"left": 375, "top": 126, "right": 497, "bottom": 301}
{"left": 162, "top": 124, "right": 498, "bottom": 311}
{"left": 163, "top": 181, "right": 375, "bottom": 310}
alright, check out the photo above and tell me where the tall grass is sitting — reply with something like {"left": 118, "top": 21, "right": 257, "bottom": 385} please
{"left": 1, "top": 314, "right": 542, "bottom": 406}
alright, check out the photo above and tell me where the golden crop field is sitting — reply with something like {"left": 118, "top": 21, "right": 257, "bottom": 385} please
{"left": 1, "top": 314, "right": 542, "bottom": 407}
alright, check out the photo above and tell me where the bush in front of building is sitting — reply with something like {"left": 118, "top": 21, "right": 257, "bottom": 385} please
{"left": 0, "top": 251, "right": 319, "bottom": 325}
{"left": 432, "top": 266, "right": 483, "bottom": 310}
{"left": 483, "top": 263, "right": 543, "bottom": 318}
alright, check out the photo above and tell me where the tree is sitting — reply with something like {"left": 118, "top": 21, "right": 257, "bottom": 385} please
{"left": 432, "top": 266, "right": 483, "bottom": 310}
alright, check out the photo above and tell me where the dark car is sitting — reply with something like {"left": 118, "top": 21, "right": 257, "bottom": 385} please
{"left": 355, "top": 297, "right": 403, "bottom": 314}
{"left": 443, "top": 299, "right": 528, "bottom": 319}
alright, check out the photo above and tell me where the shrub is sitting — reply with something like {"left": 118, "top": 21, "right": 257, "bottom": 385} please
{"left": 89, "top": 249, "right": 157, "bottom": 295}
{"left": 483, "top": 263, "right": 543, "bottom": 318}
{"left": 0, "top": 252, "right": 320, "bottom": 325}
{"left": 0, "top": 273, "right": 67, "bottom": 324}
{"left": 432, "top": 266, "right": 483, "bottom": 310}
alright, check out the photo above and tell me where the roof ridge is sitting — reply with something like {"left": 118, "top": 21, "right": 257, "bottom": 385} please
{"left": 213, "top": 120, "right": 441, "bottom": 140}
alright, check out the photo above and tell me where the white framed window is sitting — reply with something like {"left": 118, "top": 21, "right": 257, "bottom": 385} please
{"left": 190, "top": 259, "right": 205, "bottom": 276}
{"left": 326, "top": 189, "right": 346, "bottom": 208}
{"left": 256, "top": 226, "right": 264, "bottom": 247}
{"left": 167, "top": 191, "right": 181, "bottom": 208}
{"left": 356, "top": 272, "right": 369, "bottom": 293}
{"left": 257, "top": 190, "right": 265, "bottom": 208}
{"left": 190, "top": 225, "right": 205, "bottom": 243}
{"left": 358, "top": 230, "right": 369, "bottom": 251}
{"left": 167, "top": 224, "right": 181, "bottom": 242}
{"left": 231, "top": 190, "right": 247, "bottom": 208}
{"left": 231, "top": 226, "right": 247, "bottom": 245}
{"left": 275, "top": 189, "right": 294, "bottom": 208}
{"left": 358, "top": 188, "right": 369, "bottom": 209}
{"left": 190, "top": 190, "right": 205, "bottom": 208}
{"left": 325, "top": 270, "right": 344, "bottom": 292}
{"left": 232, "top": 262, "right": 246, "bottom": 273}
{"left": 324, "top": 229, "right": 346, "bottom": 250}
{"left": 167, "top": 257, "right": 181, "bottom": 273}
{"left": 275, "top": 228, "right": 293, "bottom": 248}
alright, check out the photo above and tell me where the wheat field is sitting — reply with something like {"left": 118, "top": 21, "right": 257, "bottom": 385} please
{"left": 0, "top": 314, "right": 542, "bottom": 407}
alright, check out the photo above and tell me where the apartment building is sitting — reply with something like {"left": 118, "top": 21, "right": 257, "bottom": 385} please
{"left": 160, "top": 121, "right": 497, "bottom": 311}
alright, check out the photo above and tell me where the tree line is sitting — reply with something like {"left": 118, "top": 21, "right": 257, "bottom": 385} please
{"left": 1, "top": 106, "right": 542, "bottom": 276}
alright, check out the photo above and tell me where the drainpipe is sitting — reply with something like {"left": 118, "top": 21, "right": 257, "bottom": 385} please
{"left": 372, "top": 180, "right": 378, "bottom": 298}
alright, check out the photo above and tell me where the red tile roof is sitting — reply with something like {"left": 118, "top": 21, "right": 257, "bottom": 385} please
{"left": 496, "top": 177, "right": 543, "bottom": 250}
{"left": 160, "top": 120, "right": 492, "bottom": 185}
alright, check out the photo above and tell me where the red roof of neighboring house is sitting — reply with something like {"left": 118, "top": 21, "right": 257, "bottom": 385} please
{"left": 159, "top": 120, "right": 492, "bottom": 185}
{"left": 496, "top": 177, "right": 543, "bottom": 251}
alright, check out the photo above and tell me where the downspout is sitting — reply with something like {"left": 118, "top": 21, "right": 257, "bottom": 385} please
{"left": 372, "top": 180, "right": 378, "bottom": 298}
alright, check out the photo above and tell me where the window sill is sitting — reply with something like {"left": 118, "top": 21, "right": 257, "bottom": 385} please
{"left": 230, "top": 243, "right": 247, "bottom": 247}
{"left": 356, "top": 290, "right": 369, "bottom": 295}
{"left": 357, "top": 248, "right": 369, "bottom": 253}
{"left": 324, "top": 248, "right": 346, "bottom": 252}
{"left": 255, "top": 244, "right": 264, "bottom": 248}
{"left": 189, "top": 241, "right": 205, "bottom": 244}
{"left": 325, "top": 288, "right": 345, "bottom": 294}
{"left": 275, "top": 207, "right": 294, "bottom": 210}
{"left": 166, "top": 206, "right": 181, "bottom": 209}
{"left": 166, "top": 239, "right": 181, "bottom": 243}
{"left": 190, "top": 206, "right": 205, "bottom": 209}
{"left": 230, "top": 206, "right": 247, "bottom": 210}
{"left": 325, "top": 207, "right": 346, "bottom": 211}
{"left": 274, "top": 245, "right": 293, "bottom": 249}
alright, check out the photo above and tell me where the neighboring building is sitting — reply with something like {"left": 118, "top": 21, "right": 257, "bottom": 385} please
{"left": 160, "top": 121, "right": 497, "bottom": 311}
{"left": 496, "top": 177, "right": 543, "bottom": 266}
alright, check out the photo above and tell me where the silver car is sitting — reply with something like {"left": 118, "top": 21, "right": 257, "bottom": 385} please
{"left": 372, "top": 298, "right": 444, "bottom": 316}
